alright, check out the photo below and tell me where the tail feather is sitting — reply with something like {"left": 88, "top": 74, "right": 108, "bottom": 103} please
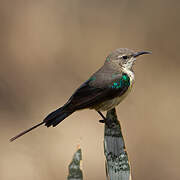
{"left": 10, "top": 121, "right": 44, "bottom": 142}
{"left": 44, "top": 106, "right": 73, "bottom": 127}
{"left": 10, "top": 105, "right": 74, "bottom": 142}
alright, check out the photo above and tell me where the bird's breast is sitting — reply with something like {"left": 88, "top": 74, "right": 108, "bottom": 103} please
{"left": 93, "top": 81, "right": 133, "bottom": 112}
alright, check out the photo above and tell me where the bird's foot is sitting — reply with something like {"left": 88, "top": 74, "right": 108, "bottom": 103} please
{"left": 99, "top": 119, "right": 105, "bottom": 123}
{"left": 97, "top": 111, "right": 113, "bottom": 127}
{"left": 99, "top": 119, "right": 113, "bottom": 127}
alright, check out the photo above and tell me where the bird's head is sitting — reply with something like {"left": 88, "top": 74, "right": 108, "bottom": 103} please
{"left": 106, "top": 48, "right": 151, "bottom": 70}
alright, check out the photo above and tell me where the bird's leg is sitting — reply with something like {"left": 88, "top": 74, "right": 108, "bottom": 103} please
{"left": 97, "top": 111, "right": 107, "bottom": 123}
{"left": 97, "top": 111, "right": 113, "bottom": 127}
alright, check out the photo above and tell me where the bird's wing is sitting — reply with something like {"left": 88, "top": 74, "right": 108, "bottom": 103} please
{"left": 66, "top": 73, "right": 130, "bottom": 110}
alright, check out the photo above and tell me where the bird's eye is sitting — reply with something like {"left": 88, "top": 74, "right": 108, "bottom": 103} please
{"left": 122, "top": 55, "right": 128, "bottom": 60}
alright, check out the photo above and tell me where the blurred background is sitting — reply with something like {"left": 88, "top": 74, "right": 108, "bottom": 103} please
{"left": 0, "top": 0, "right": 180, "bottom": 180}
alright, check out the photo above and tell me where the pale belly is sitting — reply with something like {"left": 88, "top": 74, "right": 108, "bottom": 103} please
{"left": 92, "top": 84, "right": 133, "bottom": 111}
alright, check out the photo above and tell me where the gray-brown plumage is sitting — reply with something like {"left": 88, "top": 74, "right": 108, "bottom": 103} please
{"left": 10, "top": 48, "right": 151, "bottom": 141}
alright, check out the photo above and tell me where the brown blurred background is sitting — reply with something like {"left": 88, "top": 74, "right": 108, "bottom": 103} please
{"left": 0, "top": 0, "right": 180, "bottom": 180}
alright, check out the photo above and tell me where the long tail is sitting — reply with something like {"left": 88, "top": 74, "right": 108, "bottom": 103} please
{"left": 44, "top": 105, "right": 74, "bottom": 127}
{"left": 10, "top": 121, "right": 45, "bottom": 142}
{"left": 10, "top": 105, "right": 74, "bottom": 142}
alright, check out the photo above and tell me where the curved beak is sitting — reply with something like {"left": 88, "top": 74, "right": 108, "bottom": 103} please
{"left": 133, "top": 51, "right": 152, "bottom": 58}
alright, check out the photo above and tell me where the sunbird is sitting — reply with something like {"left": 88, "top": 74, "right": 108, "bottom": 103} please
{"left": 10, "top": 48, "right": 151, "bottom": 141}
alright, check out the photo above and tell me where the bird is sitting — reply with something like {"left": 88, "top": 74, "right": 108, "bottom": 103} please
{"left": 10, "top": 48, "right": 151, "bottom": 141}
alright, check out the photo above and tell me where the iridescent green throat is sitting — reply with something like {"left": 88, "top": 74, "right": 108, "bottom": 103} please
{"left": 111, "top": 74, "right": 130, "bottom": 89}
